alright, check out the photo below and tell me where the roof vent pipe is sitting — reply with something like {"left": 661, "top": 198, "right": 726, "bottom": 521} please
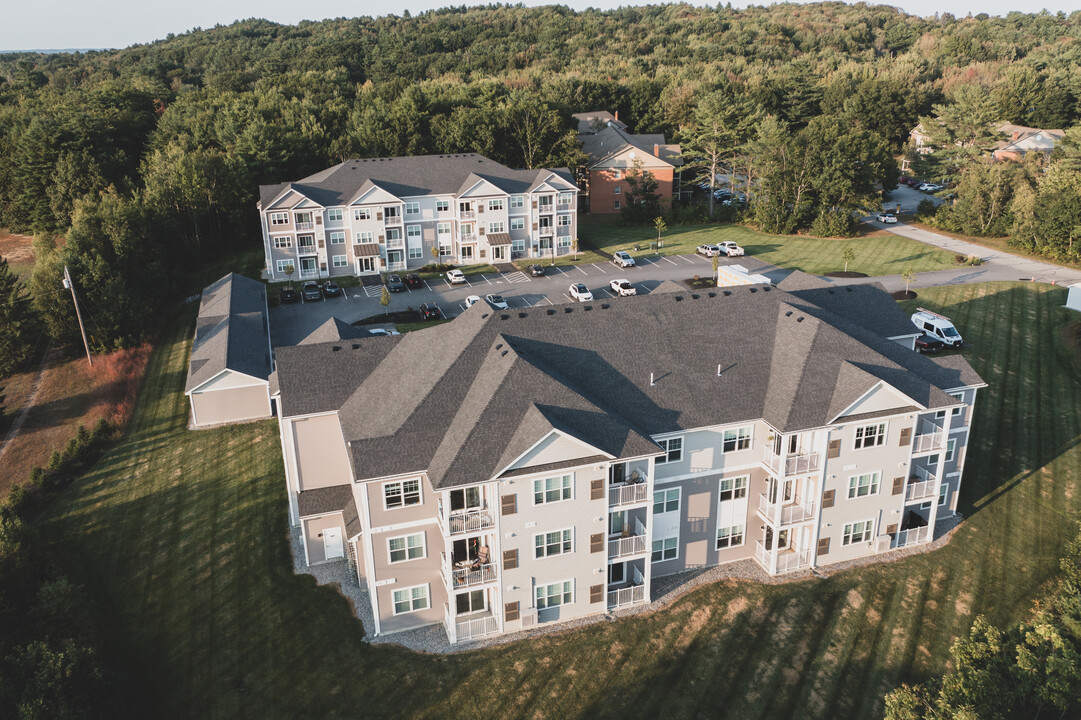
{"left": 650, "top": 372, "right": 655, "bottom": 387}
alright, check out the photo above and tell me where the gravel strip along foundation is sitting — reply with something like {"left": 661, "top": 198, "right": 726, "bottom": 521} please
{"left": 290, "top": 514, "right": 964, "bottom": 655}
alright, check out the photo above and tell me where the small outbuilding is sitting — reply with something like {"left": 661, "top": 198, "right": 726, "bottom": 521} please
{"left": 184, "top": 273, "right": 273, "bottom": 428}
{"left": 1066, "top": 283, "right": 1081, "bottom": 313}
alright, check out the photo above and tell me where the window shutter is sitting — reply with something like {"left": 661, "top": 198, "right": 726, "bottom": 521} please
{"left": 503, "top": 548, "right": 518, "bottom": 570}
{"left": 590, "top": 479, "right": 604, "bottom": 500}
{"left": 590, "top": 533, "right": 604, "bottom": 553}
{"left": 886, "top": 523, "right": 898, "bottom": 535}
{"left": 821, "top": 489, "right": 835, "bottom": 508}
{"left": 590, "top": 584, "right": 604, "bottom": 604}
{"left": 378, "top": 234, "right": 384, "bottom": 242}
{"left": 316, "top": 216, "right": 323, "bottom": 225}
{"left": 376, "top": 211, "right": 383, "bottom": 220}
{"left": 318, "top": 238, "right": 325, "bottom": 248}
{"left": 479, "top": 226, "right": 485, "bottom": 236}
{"left": 817, "top": 537, "right": 830, "bottom": 555}
{"left": 504, "top": 602, "right": 520, "bottom": 622}
{"left": 899, "top": 427, "right": 912, "bottom": 446}
{"left": 827, "top": 439, "right": 841, "bottom": 459}
{"left": 479, "top": 204, "right": 485, "bottom": 213}
{"left": 892, "top": 477, "right": 904, "bottom": 495}
{"left": 533, "top": 223, "right": 538, "bottom": 231}
{"left": 320, "top": 263, "right": 327, "bottom": 272}
{"left": 532, "top": 199, "right": 538, "bottom": 209}
{"left": 501, "top": 494, "right": 517, "bottom": 516}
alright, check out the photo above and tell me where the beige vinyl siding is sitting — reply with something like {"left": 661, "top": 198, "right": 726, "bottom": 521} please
{"left": 365, "top": 475, "right": 438, "bottom": 528}
{"left": 370, "top": 523, "right": 445, "bottom": 634}
{"left": 189, "top": 381, "right": 271, "bottom": 427}
{"left": 303, "top": 513, "right": 346, "bottom": 565}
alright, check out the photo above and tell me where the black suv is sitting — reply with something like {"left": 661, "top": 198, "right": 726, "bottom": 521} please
{"left": 404, "top": 273, "right": 423, "bottom": 289}
{"left": 279, "top": 285, "right": 299, "bottom": 304}
{"left": 385, "top": 274, "right": 406, "bottom": 292}
{"left": 418, "top": 303, "right": 443, "bottom": 320}
{"left": 322, "top": 281, "right": 342, "bottom": 297}
{"left": 301, "top": 281, "right": 322, "bottom": 302}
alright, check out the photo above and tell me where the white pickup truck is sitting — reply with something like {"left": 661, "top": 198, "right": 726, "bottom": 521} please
{"left": 609, "top": 279, "right": 636, "bottom": 297}
{"left": 718, "top": 241, "right": 745, "bottom": 257}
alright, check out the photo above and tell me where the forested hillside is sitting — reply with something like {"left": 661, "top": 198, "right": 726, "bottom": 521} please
{"left": 2, "top": 2, "right": 1081, "bottom": 349}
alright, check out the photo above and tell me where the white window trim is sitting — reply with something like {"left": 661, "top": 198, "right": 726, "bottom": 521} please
{"left": 327, "top": 208, "right": 343, "bottom": 221}
{"left": 842, "top": 519, "right": 875, "bottom": 546}
{"left": 533, "top": 527, "right": 574, "bottom": 559}
{"left": 387, "top": 532, "right": 426, "bottom": 564}
{"left": 275, "top": 259, "right": 295, "bottom": 273}
{"left": 715, "top": 522, "right": 746, "bottom": 550}
{"left": 945, "top": 438, "right": 957, "bottom": 463}
{"left": 405, "top": 202, "right": 420, "bottom": 215}
{"left": 847, "top": 471, "right": 881, "bottom": 499}
{"left": 854, "top": 422, "right": 888, "bottom": 450}
{"left": 392, "top": 584, "right": 430, "bottom": 615}
{"left": 270, "top": 212, "right": 289, "bottom": 225}
{"left": 436, "top": 200, "right": 450, "bottom": 212}
{"left": 722, "top": 425, "right": 754, "bottom": 453}
{"left": 510, "top": 218, "right": 525, "bottom": 230}
{"left": 532, "top": 474, "right": 574, "bottom": 506}
{"left": 489, "top": 222, "right": 505, "bottom": 233}
{"left": 652, "top": 487, "right": 680, "bottom": 514}
{"left": 651, "top": 532, "right": 680, "bottom": 563}
{"left": 488, "top": 199, "right": 504, "bottom": 211}
{"left": 510, "top": 196, "right": 524, "bottom": 208}
{"left": 353, "top": 208, "right": 371, "bottom": 220}
{"left": 655, "top": 436, "right": 684, "bottom": 465}
{"left": 939, "top": 482, "right": 949, "bottom": 506}
{"left": 332, "top": 255, "right": 348, "bottom": 268}
{"left": 535, "top": 579, "right": 574, "bottom": 610}
{"left": 383, "top": 478, "right": 422, "bottom": 510}
{"left": 329, "top": 232, "right": 346, "bottom": 244}
{"left": 719, "top": 474, "right": 750, "bottom": 502}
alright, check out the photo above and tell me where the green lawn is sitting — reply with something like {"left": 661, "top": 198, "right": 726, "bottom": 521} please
{"left": 40, "top": 282, "right": 1080, "bottom": 719}
{"left": 577, "top": 217, "right": 960, "bottom": 277}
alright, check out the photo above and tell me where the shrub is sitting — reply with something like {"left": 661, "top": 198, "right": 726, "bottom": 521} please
{"left": 810, "top": 209, "right": 856, "bottom": 238}
{"left": 955, "top": 254, "right": 967, "bottom": 264}
{"left": 915, "top": 199, "right": 937, "bottom": 219}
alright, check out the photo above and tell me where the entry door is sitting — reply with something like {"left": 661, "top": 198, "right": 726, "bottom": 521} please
{"left": 323, "top": 526, "right": 344, "bottom": 560}
{"left": 300, "top": 257, "right": 318, "bottom": 277}
{"left": 358, "top": 257, "right": 374, "bottom": 273}
{"left": 493, "top": 246, "right": 506, "bottom": 261}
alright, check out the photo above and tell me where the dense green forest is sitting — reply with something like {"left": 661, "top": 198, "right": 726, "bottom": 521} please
{"left": 2, "top": 2, "right": 1081, "bottom": 353}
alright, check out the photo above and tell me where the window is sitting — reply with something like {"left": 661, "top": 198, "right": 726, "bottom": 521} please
{"left": 332, "top": 255, "right": 348, "bottom": 268}
{"left": 716, "top": 524, "right": 744, "bottom": 549}
{"left": 270, "top": 212, "right": 289, "bottom": 225}
{"left": 533, "top": 475, "right": 572, "bottom": 505}
{"left": 538, "top": 196, "right": 553, "bottom": 208}
{"left": 719, "top": 475, "right": 749, "bottom": 502}
{"left": 653, "top": 488, "right": 679, "bottom": 514}
{"left": 510, "top": 195, "right": 524, "bottom": 208}
{"left": 406, "top": 226, "right": 421, "bottom": 244}
{"left": 436, "top": 200, "right": 449, "bottom": 212}
{"left": 384, "top": 205, "right": 400, "bottom": 218}
{"left": 847, "top": 472, "right": 880, "bottom": 499}
{"left": 488, "top": 199, "right": 504, "bottom": 211}
{"left": 386, "top": 228, "right": 402, "bottom": 242}
{"left": 613, "top": 200, "right": 621, "bottom": 210}
{"left": 489, "top": 221, "right": 504, "bottom": 233}
{"left": 842, "top": 520, "right": 874, "bottom": 546}
{"left": 297, "top": 235, "right": 316, "bottom": 250}
{"left": 273, "top": 236, "right": 293, "bottom": 249}
{"left": 329, "top": 231, "right": 346, "bottom": 245}
{"left": 405, "top": 201, "right": 420, "bottom": 215}
{"left": 613, "top": 185, "right": 621, "bottom": 195}
{"left": 439, "top": 243, "right": 452, "bottom": 257}
{"left": 384, "top": 479, "right": 421, "bottom": 509}
{"left": 651, "top": 536, "right": 678, "bottom": 562}
{"left": 408, "top": 246, "right": 423, "bottom": 259}
{"left": 557, "top": 236, "right": 571, "bottom": 248}
{"left": 353, "top": 208, "right": 371, "bottom": 221}
{"left": 534, "top": 529, "right": 573, "bottom": 558}
{"left": 356, "top": 231, "right": 374, "bottom": 243}
{"left": 437, "top": 222, "right": 450, "bottom": 237}
{"left": 939, "top": 482, "right": 949, "bottom": 506}
{"left": 327, "top": 208, "right": 343, "bottom": 222}
{"left": 461, "top": 224, "right": 474, "bottom": 239}
{"left": 949, "top": 392, "right": 965, "bottom": 418}
{"left": 854, "top": 423, "right": 887, "bottom": 449}
{"left": 510, "top": 218, "right": 525, "bottom": 231}
{"left": 558, "top": 192, "right": 573, "bottom": 206}
{"left": 275, "top": 259, "right": 295, "bottom": 274}
{"left": 388, "top": 533, "right": 425, "bottom": 563}
{"left": 945, "top": 438, "right": 957, "bottom": 463}
{"left": 456, "top": 589, "right": 486, "bottom": 615}
{"left": 392, "top": 585, "right": 429, "bottom": 614}
{"left": 536, "top": 580, "right": 573, "bottom": 610}
{"left": 557, "top": 214, "right": 571, "bottom": 226}
{"left": 722, "top": 426, "right": 752, "bottom": 452}
{"left": 656, "top": 437, "right": 683, "bottom": 464}
{"left": 612, "top": 169, "right": 622, "bottom": 180}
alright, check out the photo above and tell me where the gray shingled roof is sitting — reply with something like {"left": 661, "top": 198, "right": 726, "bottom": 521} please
{"left": 787, "top": 284, "right": 920, "bottom": 340}
{"left": 185, "top": 273, "right": 271, "bottom": 393}
{"left": 581, "top": 125, "right": 682, "bottom": 168}
{"left": 275, "top": 284, "right": 985, "bottom": 489}
{"left": 297, "top": 485, "right": 361, "bottom": 538}
{"left": 259, "top": 154, "right": 576, "bottom": 209}
{"left": 573, "top": 110, "right": 626, "bottom": 134}
{"left": 298, "top": 318, "right": 374, "bottom": 345}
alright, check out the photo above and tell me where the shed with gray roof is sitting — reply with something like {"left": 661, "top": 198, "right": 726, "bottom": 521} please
{"left": 185, "top": 273, "right": 274, "bottom": 427}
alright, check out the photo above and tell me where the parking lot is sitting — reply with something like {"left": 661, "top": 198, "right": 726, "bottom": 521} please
{"left": 270, "top": 253, "right": 781, "bottom": 346}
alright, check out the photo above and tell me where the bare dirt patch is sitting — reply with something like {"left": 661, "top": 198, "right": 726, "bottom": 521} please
{"left": 0, "top": 230, "right": 35, "bottom": 266}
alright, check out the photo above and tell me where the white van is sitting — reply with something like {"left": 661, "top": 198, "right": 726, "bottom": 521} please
{"left": 911, "top": 308, "right": 963, "bottom": 348}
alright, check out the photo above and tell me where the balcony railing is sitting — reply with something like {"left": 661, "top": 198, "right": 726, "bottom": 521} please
{"left": 445, "top": 605, "right": 499, "bottom": 644}
{"left": 913, "top": 431, "right": 946, "bottom": 453}
{"left": 459, "top": 210, "right": 476, "bottom": 220}
{"left": 441, "top": 553, "right": 497, "bottom": 590}
{"left": 609, "top": 518, "right": 648, "bottom": 559}
{"left": 295, "top": 221, "right": 315, "bottom": 231}
{"left": 607, "top": 584, "right": 646, "bottom": 609}
{"left": 906, "top": 475, "right": 939, "bottom": 502}
{"left": 299, "top": 268, "right": 319, "bottom": 278}
{"left": 386, "top": 237, "right": 404, "bottom": 249}
{"left": 384, "top": 215, "right": 402, "bottom": 226}
{"left": 756, "top": 493, "right": 816, "bottom": 525}
{"left": 754, "top": 540, "right": 811, "bottom": 575}
{"left": 445, "top": 507, "right": 496, "bottom": 536}
{"left": 609, "top": 482, "right": 649, "bottom": 507}
{"left": 297, "top": 245, "right": 319, "bottom": 255}
{"left": 763, "top": 448, "right": 821, "bottom": 476}
{"left": 892, "top": 525, "right": 931, "bottom": 549}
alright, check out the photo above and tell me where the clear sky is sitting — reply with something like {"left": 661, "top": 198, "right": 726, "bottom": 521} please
{"left": 2, "top": 0, "right": 1077, "bottom": 52}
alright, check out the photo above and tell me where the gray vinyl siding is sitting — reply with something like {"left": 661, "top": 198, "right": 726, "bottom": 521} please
{"left": 653, "top": 421, "right": 770, "bottom": 482}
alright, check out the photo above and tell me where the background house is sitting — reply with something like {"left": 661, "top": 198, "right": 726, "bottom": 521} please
{"left": 992, "top": 123, "right": 1065, "bottom": 162}
{"left": 578, "top": 118, "right": 682, "bottom": 214}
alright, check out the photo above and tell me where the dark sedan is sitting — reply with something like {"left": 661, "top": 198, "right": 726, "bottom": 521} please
{"left": 301, "top": 281, "right": 322, "bottom": 302}
{"left": 404, "top": 273, "right": 424, "bottom": 289}
{"left": 279, "top": 285, "right": 299, "bottom": 304}
{"left": 322, "top": 281, "right": 342, "bottom": 297}
{"left": 385, "top": 274, "right": 406, "bottom": 292}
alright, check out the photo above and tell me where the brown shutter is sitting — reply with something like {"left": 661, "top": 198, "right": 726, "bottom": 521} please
{"left": 827, "top": 439, "right": 841, "bottom": 458}
{"left": 320, "top": 263, "right": 327, "bottom": 271}
{"left": 504, "top": 602, "right": 520, "bottom": 622}
{"left": 479, "top": 204, "right": 485, "bottom": 213}
{"left": 318, "top": 238, "right": 325, "bottom": 248}
{"left": 502, "top": 548, "right": 518, "bottom": 570}
{"left": 378, "top": 234, "right": 384, "bottom": 242}
{"left": 817, "top": 537, "right": 830, "bottom": 555}
{"left": 892, "top": 477, "right": 904, "bottom": 495}
{"left": 501, "top": 494, "right": 517, "bottom": 516}
{"left": 821, "top": 489, "right": 835, "bottom": 508}
{"left": 316, "top": 216, "right": 323, "bottom": 225}
{"left": 532, "top": 199, "right": 538, "bottom": 208}
{"left": 886, "top": 523, "right": 898, "bottom": 535}
{"left": 590, "top": 533, "right": 604, "bottom": 553}
{"left": 533, "top": 223, "right": 538, "bottom": 231}
{"left": 899, "top": 427, "right": 912, "bottom": 447}
{"left": 376, "top": 211, "right": 383, "bottom": 220}
{"left": 590, "top": 584, "right": 604, "bottom": 604}
{"left": 479, "top": 226, "right": 485, "bottom": 235}
{"left": 590, "top": 479, "right": 603, "bottom": 500}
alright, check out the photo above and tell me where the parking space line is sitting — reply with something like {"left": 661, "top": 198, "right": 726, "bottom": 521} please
{"left": 534, "top": 297, "right": 553, "bottom": 307}
{"left": 677, "top": 255, "right": 696, "bottom": 264}
{"left": 600, "top": 287, "right": 615, "bottom": 298}
{"left": 562, "top": 294, "right": 575, "bottom": 303}
{"left": 576, "top": 266, "right": 589, "bottom": 276}
{"left": 424, "top": 280, "right": 432, "bottom": 290}
{"left": 482, "top": 274, "right": 492, "bottom": 285}
{"left": 661, "top": 256, "right": 678, "bottom": 266}
{"left": 592, "top": 263, "right": 608, "bottom": 274}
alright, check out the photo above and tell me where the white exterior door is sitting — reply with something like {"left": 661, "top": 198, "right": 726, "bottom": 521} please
{"left": 323, "top": 527, "right": 344, "bottom": 560}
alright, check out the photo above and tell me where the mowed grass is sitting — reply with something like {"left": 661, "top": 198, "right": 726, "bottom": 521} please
{"left": 578, "top": 216, "right": 959, "bottom": 277}
{"left": 40, "top": 282, "right": 1080, "bottom": 719}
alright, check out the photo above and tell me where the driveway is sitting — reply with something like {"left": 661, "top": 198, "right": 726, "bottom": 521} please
{"left": 269, "top": 253, "right": 773, "bottom": 346}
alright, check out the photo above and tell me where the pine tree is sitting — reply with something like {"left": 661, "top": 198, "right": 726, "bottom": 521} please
{"left": 0, "top": 257, "right": 40, "bottom": 377}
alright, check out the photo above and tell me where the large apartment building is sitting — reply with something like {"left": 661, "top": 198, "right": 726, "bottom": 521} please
{"left": 272, "top": 282, "right": 984, "bottom": 644}
{"left": 257, "top": 154, "right": 578, "bottom": 281}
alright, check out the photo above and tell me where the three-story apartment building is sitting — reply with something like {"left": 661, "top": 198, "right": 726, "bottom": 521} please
{"left": 272, "top": 282, "right": 984, "bottom": 644}
{"left": 258, "top": 154, "right": 579, "bottom": 281}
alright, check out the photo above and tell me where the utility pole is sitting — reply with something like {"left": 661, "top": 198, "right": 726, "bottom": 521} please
{"left": 63, "top": 265, "right": 92, "bottom": 367}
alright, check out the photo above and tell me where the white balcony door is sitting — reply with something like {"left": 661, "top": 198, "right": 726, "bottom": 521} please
{"left": 323, "top": 527, "right": 344, "bottom": 560}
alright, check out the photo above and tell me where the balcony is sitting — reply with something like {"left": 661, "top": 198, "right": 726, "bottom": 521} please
{"left": 607, "top": 583, "right": 646, "bottom": 609}
{"left": 913, "top": 431, "right": 946, "bottom": 453}
{"left": 906, "top": 473, "right": 938, "bottom": 502}
{"left": 609, "top": 482, "right": 649, "bottom": 508}
{"left": 441, "top": 553, "right": 497, "bottom": 590}
{"left": 891, "top": 525, "right": 931, "bottom": 549}
{"left": 297, "top": 245, "right": 319, "bottom": 256}
{"left": 295, "top": 221, "right": 315, "bottom": 231}
{"left": 756, "top": 493, "right": 816, "bottom": 526}
{"left": 443, "top": 507, "right": 496, "bottom": 536}
{"left": 459, "top": 210, "right": 476, "bottom": 220}
{"left": 384, "top": 215, "right": 402, "bottom": 226}
{"left": 754, "top": 540, "right": 812, "bottom": 575}
{"left": 608, "top": 518, "right": 647, "bottom": 559}
{"left": 763, "top": 448, "right": 821, "bottom": 476}
{"left": 445, "top": 605, "right": 499, "bottom": 644}
{"left": 385, "top": 236, "right": 404, "bottom": 249}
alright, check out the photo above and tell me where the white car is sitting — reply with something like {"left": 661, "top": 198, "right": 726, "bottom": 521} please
{"left": 446, "top": 269, "right": 467, "bottom": 285}
{"left": 609, "top": 279, "right": 636, "bottom": 297}
{"left": 696, "top": 244, "right": 721, "bottom": 257}
{"left": 876, "top": 213, "right": 898, "bottom": 224}
{"left": 485, "top": 293, "right": 509, "bottom": 310}
{"left": 368, "top": 328, "right": 401, "bottom": 336}
{"left": 718, "top": 241, "right": 745, "bottom": 257}
{"left": 612, "top": 251, "right": 635, "bottom": 268}
{"left": 569, "top": 283, "right": 593, "bottom": 302}
{"left": 464, "top": 295, "right": 482, "bottom": 308}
